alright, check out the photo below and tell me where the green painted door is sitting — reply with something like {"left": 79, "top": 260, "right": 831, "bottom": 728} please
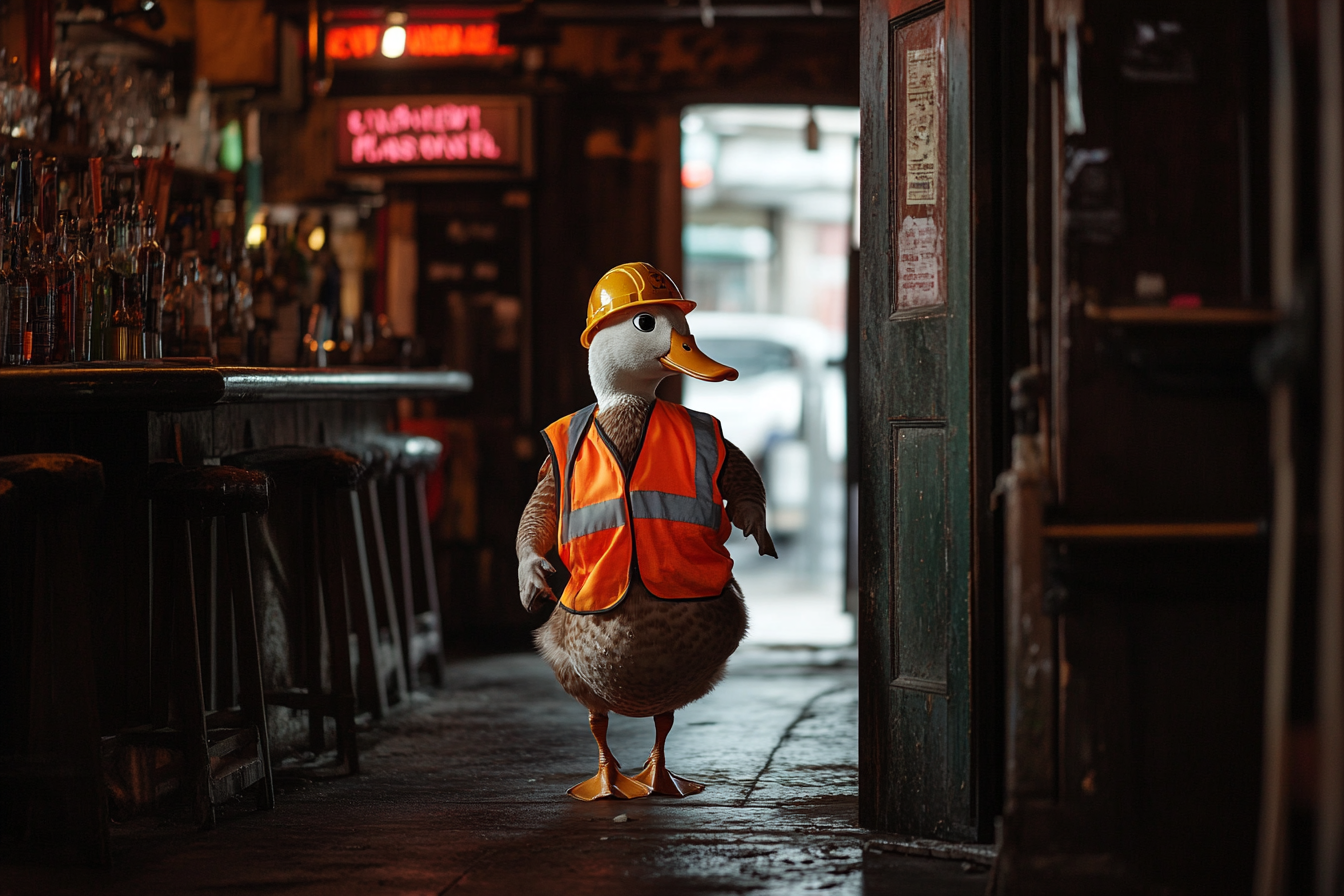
{"left": 858, "top": 0, "right": 986, "bottom": 840}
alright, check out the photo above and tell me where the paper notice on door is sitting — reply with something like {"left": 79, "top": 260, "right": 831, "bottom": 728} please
{"left": 905, "top": 47, "right": 939, "bottom": 205}
{"left": 898, "top": 215, "right": 941, "bottom": 310}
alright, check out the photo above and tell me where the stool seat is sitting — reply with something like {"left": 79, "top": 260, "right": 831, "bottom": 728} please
{"left": 225, "top": 447, "right": 365, "bottom": 489}
{"left": 147, "top": 464, "right": 271, "bottom": 519}
{"left": 340, "top": 442, "right": 393, "bottom": 479}
{"left": 378, "top": 434, "right": 443, "bottom": 475}
{"left": 0, "top": 454, "right": 105, "bottom": 506}
{"left": 223, "top": 444, "right": 369, "bottom": 771}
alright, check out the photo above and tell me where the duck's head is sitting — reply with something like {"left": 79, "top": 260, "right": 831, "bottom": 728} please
{"left": 583, "top": 262, "right": 738, "bottom": 405}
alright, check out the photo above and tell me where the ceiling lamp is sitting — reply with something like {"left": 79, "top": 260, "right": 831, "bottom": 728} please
{"left": 382, "top": 10, "right": 407, "bottom": 58}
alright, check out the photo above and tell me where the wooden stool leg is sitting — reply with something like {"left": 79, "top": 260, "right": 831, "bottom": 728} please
{"left": 173, "top": 516, "right": 214, "bottom": 829}
{"left": 391, "top": 474, "right": 419, "bottom": 690}
{"left": 365, "top": 478, "right": 409, "bottom": 708}
{"left": 318, "top": 490, "right": 360, "bottom": 774}
{"left": 301, "top": 489, "right": 325, "bottom": 755}
{"left": 223, "top": 513, "right": 275, "bottom": 811}
{"left": 343, "top": 489, "right": 389, "bottom": 720}
{"left": 150, "top": 503, "right": 174, "bottom": 729}
{"left": 412, "top": 472, "right": 448, "bottom": 686}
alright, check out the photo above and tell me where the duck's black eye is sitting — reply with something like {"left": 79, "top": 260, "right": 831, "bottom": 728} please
{"left": 632, "top": 313, "right": 656, "bottom": 332}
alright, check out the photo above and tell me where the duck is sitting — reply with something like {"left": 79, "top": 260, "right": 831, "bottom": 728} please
{"left": 516, "top": 262, "right": 777, "bottom": 801}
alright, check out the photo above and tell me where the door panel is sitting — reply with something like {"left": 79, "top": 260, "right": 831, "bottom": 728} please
{"left": 892, "top": 422, "right": 949, "bottom": 693}
{"left": 860, "top": 0, "right": 982, "bottom": 840}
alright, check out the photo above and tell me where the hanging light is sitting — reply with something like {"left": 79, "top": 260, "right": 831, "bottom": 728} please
{"left": 308, "top": 225, "right": 327, "bottom": 252}
{"left": 382, "top": 10, "right": 407, "bottom": 58}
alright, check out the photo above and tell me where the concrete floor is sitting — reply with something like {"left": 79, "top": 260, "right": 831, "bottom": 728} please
{"left": 2, "top": 645, "right": 990, "bottom": 895}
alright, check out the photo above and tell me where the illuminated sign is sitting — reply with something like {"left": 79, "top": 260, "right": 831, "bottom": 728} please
{"left": 336, "top": 97, "right": 526, "bottom": 170}
{"left": 326, "top": 22, "right": 511, "bottom": 60}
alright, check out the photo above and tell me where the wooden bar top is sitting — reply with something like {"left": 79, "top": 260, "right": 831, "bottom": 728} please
{"left": 0, "top": 365, "right": 473, "bottom": 411}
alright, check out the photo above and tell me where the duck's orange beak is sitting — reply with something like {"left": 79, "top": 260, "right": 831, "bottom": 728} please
{"left": 660, "top": 331, "right": 738, "bottom": 382}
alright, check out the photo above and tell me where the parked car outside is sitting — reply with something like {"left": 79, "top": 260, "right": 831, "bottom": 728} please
{"left": 681, "top": 312, "right": 846, "bottom": 538}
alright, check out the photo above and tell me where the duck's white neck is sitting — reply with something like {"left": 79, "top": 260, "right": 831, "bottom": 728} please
{"left": 594, "top": 370, "right": 666, "bottom": 411}
{"left": 589, "top": 358, "right": 665, "bottom": 411}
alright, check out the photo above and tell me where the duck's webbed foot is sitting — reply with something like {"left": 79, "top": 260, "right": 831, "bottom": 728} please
{"left": 568, "top": 711, "right": 653, "bottom": 801}
{"left": 632, "top": 711, "right": 706, "bottom": 797}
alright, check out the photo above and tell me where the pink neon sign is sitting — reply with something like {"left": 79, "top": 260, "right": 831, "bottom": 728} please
{"left": 336, "top": 98, "right": 521, "bottom": 168}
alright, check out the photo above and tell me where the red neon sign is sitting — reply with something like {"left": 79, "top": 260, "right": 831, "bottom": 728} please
{"left": 337, "top": 98, "right": 522, "bottom": 168}
{"left": 326, "top": 22, "right": 510, "bottom": 60}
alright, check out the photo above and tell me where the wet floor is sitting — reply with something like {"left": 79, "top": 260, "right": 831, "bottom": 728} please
{"left": 2, "top": 646, "right": 990, "bottom": 895}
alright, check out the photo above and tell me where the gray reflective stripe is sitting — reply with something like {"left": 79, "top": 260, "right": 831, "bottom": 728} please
{"left": 559, "top": 404, "right": 598, "bottom": 544}
{"left": 566, "top": 497, "right": 627, "bottom": 538}
{"left": 630, "top": 408, "right": 722, "bottom": 530}
{"left": 630, "top": 490, "right": 718, "bottom": 527}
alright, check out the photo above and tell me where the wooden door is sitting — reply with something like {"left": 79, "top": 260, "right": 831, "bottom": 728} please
{"left": 858, "top": 0, "right": 992, "bottom": 840}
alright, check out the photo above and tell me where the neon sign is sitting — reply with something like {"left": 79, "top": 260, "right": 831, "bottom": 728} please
{"left": 336, "top": 97, "right": 523, "bottom": 169}
{"left": 326, "top": 23, "right": 510, "bottom": 60}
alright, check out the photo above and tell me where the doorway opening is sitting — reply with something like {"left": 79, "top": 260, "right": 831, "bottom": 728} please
{"left": 679, "top": 104, "right": 858, "bottom": 647}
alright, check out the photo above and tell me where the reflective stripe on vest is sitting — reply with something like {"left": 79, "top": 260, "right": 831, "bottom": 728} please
{"left": 542, "top": 400, "right": 734, "bottom": 613}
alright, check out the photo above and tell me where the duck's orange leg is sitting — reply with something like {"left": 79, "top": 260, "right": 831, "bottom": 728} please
{"left": 568, "top": 711, "right": 653, "bottom": 801}
{"left": 632, "top": 711, "right": 706, "bottom": 797}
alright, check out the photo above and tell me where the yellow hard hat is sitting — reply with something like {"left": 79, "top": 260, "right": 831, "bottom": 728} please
{"left": 581, "top": 262, "right": 696, "bottom": 348}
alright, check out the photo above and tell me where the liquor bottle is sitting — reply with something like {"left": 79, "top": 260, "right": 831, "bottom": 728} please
{"left": 107, "top": 209, "right": 135, "bottom": 361}
{"left": 89, "top": 213, "right": 111, "bottom": 360}
{"left": 123, "top": 210, "right": 145, "bottom": 360}
{"left": 50, "top": 209, "right": 76, "bottom": 363}
{"left": 0, "top": 201, "right": 11, "bottom": 367}
{"left": 161, "top": 259, "right": 184, "bottom": 357}
{"left": 13, "top": 151, "right": 54, "bottom": 365}
{"left": 215, "top": 236, "right": 246, "bottom": 364}
{"left": 137, "top": 210, "right": 167, "bottom": 359}
{"left": 64, "top": 213, "right": 94, "bottom": 361}
{"left": 26, "top": 237, "right": 56, "bottom": 365}
{"left": 5, "top": 151, "right": 34, "bottom": 365}
{"left": 251, "top": 238, "right": 278, "bottom": 366}
{"left": 181, "top": 252, "right": 214, "bottom": 358}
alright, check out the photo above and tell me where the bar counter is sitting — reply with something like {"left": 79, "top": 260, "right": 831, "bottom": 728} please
{"left": 0, "top": 365, "right": 473, "bottom": 411}
{"left": 0, "top": 364, "right": 473, "bottom": 739}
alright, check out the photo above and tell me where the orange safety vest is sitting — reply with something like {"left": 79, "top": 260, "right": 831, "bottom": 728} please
{"left": 541, "top": 399, "right": 735, "bottom": 614}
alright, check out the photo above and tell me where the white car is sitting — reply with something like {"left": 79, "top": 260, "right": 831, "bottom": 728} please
{"left": 681, "top": 313, "right": 846, "bottom": 535}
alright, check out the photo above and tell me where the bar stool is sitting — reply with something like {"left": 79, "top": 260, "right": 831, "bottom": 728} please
{"left": 224, "top": 447, "right": 366, "bottom": 773}
{"left": 339, "top": 441, "right": 410, "bottom": 716}
{"left": 0, "top": 454, "right": 108, "bottom": 864}
{"left": 140, "top": 463, "right": 275, "bottom": 829}
{"left": 378, "top": 433, "right": 449, "bottom": 689}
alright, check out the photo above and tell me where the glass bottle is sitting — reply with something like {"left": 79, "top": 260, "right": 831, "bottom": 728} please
{"left": 89, "top": 213, "right": 111, "bottom": 360}
{"left": 181, "top": 251, "right": 214, "bottom": 358}
{"left": 137, "top": 210, "right": 167, "bottom": 360}
{"left": 5, "top": 151, "right": 35, "bottom": 365}
{"left": 50, "top": 210, "right": 76, "bottom": 363}
{"left": 107, "top": 209, "right": 135, "bottom": 361}
{"left": 0, "top": 194, "right": 11, "bottom": 367}
{"left": 15, "top": 152, "right": 54, "bottom": 365}
{"left": 64, "top": 213, "right": 93, "bottom": 362}
{"left": 161, "top": 258, "right": 185, "bottom": 357}
{"left": 215, "top": 238, "right": 246, "bottom": 364}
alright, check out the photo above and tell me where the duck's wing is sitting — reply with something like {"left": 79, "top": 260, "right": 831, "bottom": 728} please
{"left": 718, "top": 438, "right": 776, "bottom": 557}
{"left": 517, "top": 457, "right": 559, "bottom": 559}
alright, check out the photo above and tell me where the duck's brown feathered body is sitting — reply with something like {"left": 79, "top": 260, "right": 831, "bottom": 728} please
{"left": 519, "top": 397, "right": 762, "bottom": 718}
